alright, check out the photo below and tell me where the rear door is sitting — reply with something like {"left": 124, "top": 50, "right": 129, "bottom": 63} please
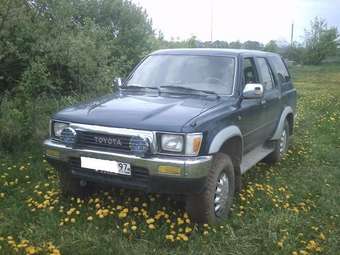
{"left": 255, "top": 57, "right": 282, "bottom": 139}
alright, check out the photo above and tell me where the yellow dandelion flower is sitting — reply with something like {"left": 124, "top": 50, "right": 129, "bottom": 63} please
{"left": 118, "top": 211, "right": 127, "bottom": 219}
{"left": 146, "top": 218, "right": 155, "bottom": 224}
{"left": 299, "top": 250, "right": 308, "bottom": 255}
{"left": 165, "top": 234, "right": 174, "bottom": 242}
{"left": 319, "top": 233, "right": 325, "bottom": 240}
{"left": 148, "top": 224, "right": 155, "bottom": 230}
{"left": 185, "top": 227, "right": 192, "bottom": 233}
{"left": 131, "top": 226, "right": 137, "bottom": 231}
{"left": 25, "top": 246, "right": 37, "bottom": 254}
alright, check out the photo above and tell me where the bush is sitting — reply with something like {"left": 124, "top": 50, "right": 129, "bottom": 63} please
{"left": 0, "top": 0, "right": 155, "bottom": 152}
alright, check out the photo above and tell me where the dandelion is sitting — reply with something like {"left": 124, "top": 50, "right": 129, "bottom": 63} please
{"left": 277, "top": 241, "right": 283, "bottom": 248}
{"left": 25, "top": 246, "right": 37, "bottom": 254}
{"left": 185, "top": 227, "right": 192, "bottom": 233}
{"left": 118, "top": 211, "right": 127, "bottom": 219}
{"left": 319, "top": 233, "right": 325, "bottom": 240}
{"left": 146, "top": 218, "right": 155, "bottom": 224}
{"left": 148, "top": 224, "right": 155, "bottom": 230}
{"left": 165, "top": 234, "right": 174, "bottom": 242}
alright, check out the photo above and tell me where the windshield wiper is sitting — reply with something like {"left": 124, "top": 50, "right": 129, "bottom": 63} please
{"left": 120, "top": 84, "right": 160, "bottom": 92}
{"left": 160, "top": 85, "right": 220, "bottom": 98}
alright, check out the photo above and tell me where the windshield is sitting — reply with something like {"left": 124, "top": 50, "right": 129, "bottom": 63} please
{"left": 126, "top": 55, "right": 236, "bottom": 95}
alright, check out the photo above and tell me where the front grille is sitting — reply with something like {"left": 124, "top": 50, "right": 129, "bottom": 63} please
{"left": 76, "top": 131, "right": 132, "bottom": 152}
{"left": 69, "top": 157, "right": 150, "bottom": 189}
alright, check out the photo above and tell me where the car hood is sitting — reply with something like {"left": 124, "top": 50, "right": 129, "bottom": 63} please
{"left": 53, "top": 92, "right": 226, "bottom": 132}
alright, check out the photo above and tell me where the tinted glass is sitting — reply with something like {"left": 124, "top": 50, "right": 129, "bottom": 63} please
{"left": 257, "top": 57, "right": 274, "bottom": 90}
{"left": 271, "top": 56, "right": 290, "bottom": 83}
{"left": 243, "top": 58, "right": 259, "bottom": 84}
{"left": 127, "top": 55, "right": 235, "bottom": 95}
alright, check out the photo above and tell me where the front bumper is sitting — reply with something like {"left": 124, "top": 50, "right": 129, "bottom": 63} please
{"left": 43, "top": 139, "right": 212, "bottom": 194}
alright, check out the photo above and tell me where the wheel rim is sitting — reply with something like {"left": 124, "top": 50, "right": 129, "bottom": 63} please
{"left": 214, "top": 172, "right": 229, "bottom": 217}
{"left": 279, "top": 129, "right": 287, "bottom": 155}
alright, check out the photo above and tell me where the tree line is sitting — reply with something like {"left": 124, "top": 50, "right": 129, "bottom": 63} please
{"left": 156, "top": 17, "right": 339, "bottom": 65}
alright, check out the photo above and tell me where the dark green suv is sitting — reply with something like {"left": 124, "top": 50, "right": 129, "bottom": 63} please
{"left": 44, "top": 49, "right": 297, "bottom": 223}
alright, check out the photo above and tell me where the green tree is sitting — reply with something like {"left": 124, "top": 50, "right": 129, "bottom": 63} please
{"left": 242, "top": 40, "right": 263, "bottom": 50}
{"left": 229, "top": 41, "right": 242, "bottom": 49}
{"left": 0, "top": 0, "right": 156, "bottom": 151}
{"left": 264, "top": 40, "right": 279, "bottom": 53}
{"left": 303, "top": 17, "right": 338, "bottom": 65}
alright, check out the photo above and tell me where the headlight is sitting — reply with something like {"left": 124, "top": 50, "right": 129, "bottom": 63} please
{"left": 52, "top": 121, "right": 69, "bottom": 137}
{"left": 161, "top": 134, "right": 184, "bottom": 152}
{"left": 160, "top": 133, "right": 203, "bottom": 156}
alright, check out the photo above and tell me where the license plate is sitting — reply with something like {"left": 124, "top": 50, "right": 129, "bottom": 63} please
{"left": 80, "top": 157, "right": 131, "bottom": 176}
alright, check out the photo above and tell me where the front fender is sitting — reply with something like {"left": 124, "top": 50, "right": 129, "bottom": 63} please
{"left": 208, "top": 125, "right": 243, "bottom": 154}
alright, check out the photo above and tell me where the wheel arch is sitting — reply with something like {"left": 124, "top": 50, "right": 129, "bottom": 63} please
{"left": 271, "top": 106, "right": 294, "bottom": 140}
{"left": 208, "top": 125, "right": 243, "bottom": 192}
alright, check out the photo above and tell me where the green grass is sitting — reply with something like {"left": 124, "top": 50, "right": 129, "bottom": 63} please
{"left": 1, "top": 64, "right": 340, "bottom": 255}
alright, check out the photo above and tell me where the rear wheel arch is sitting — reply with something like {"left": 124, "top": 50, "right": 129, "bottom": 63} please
{"left": 271, "top": 106, "right": 294, "bottom": 140}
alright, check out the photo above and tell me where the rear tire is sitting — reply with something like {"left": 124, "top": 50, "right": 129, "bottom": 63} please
{"left": 264, "top": 119, "right": 290, "bottom": 163}
{"left": 185, "top": 153, "right": 235, "bottom": 224}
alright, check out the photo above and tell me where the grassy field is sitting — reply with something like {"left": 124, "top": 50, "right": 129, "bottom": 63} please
{"left": 0, "top": 64, "right": 339, "bottom": 255}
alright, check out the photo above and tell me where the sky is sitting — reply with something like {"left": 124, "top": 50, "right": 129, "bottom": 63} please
{"left": 131, "top": 0, "right": 340, "bottom": 44}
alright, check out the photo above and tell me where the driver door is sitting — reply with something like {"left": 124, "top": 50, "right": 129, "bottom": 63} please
{"left": 237, "top": 57, "right": 267, "bottom": 153}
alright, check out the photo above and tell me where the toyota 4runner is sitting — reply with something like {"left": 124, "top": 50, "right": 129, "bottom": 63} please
{"left": 44, "top": 49, "right": 297, "bottom": 223}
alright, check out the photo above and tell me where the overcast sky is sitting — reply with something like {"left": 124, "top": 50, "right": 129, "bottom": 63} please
{"left": 131, "top": 0, "right": 340, "bottom": 44}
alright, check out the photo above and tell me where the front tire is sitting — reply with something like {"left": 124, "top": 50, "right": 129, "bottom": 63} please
{"left": 57, "top": 169, "right": 91, "bottom": 197}
{"left": 185, "top": 153, "right": 235, "bottom": 224}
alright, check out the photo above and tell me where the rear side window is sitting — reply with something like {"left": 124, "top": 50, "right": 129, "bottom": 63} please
{"left": 257, "top": 57, "right": 274, "bottom": 90}
{"left": 271, "top": 56, "right": 290, "bottom": 83}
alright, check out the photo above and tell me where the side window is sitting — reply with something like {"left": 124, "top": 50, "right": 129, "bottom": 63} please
{"left": 271, "top": 56, "right": 291, "bottom": 83}
{"left": 243, "top": 57, "right": 259, "bottom": 85}
{"left": 257, "top": 57, "right": 274, "bottom": 90}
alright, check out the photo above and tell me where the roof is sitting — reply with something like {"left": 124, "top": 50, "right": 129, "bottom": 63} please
{"left": 151, "top": 48, "right": 277, "bottom": 57}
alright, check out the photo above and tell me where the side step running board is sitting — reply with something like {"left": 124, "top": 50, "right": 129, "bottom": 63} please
{"left": 240, "top": 145, "right": 274, "bottom": 174}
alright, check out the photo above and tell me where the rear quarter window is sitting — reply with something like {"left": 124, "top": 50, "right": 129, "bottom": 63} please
{"left": 270, "top": 56, "right": 291, "bottom": 83}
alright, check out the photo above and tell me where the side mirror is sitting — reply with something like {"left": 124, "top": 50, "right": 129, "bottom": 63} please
{"left": 113, "top": 77, "right": 123, "bottom": 88}
{"left": 242, "top": 83, "right": 264, "bottom": 99}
